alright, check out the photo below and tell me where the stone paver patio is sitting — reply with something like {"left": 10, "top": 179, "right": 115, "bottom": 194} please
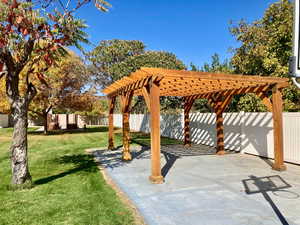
{"left": 93, "top": 144, "right": 300, "bottom": 225}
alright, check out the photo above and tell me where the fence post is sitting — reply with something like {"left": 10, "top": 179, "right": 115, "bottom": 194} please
{"left": 181, "top": 111, "right": 185, "bottom": 141}
{"left": 240, "top": 111, "right": 246, "bottom": 153}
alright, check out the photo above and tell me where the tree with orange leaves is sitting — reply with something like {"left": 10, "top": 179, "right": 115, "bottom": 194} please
{"left": 0, "top": 0, "right": 110, "bottom": 187}
{"left": 0, "top": 79, "right": 10, "bottom": 113}
{"left": 29, "top": 51, "right": 95, "bottom": 134}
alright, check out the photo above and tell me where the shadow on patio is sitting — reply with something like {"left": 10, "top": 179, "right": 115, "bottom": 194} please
{"left": 96, "top": 132, "right": 239, "bottom": 178}
{"left": 242, "top": 175, "right": 300, "bottom": 225}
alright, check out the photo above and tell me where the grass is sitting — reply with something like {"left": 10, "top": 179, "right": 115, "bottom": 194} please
{"left": 0, "top": 126, "right": 183, "bottom": 225}
{"left": 125, "top": 132, "right": 183, "bottom": 146}
{"left": 0, "top": 126, "right": 135, "bottom": 225}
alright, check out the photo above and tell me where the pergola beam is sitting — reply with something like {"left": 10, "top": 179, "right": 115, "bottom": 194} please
{"left": 134, "top": 84, "right": 277, "bottom": 98}
{"left": 105, "top": 75, "right": 164, "bottom": 98}
{"left": 142, "top": 86, "right": 151, "bottom": 110}
{"left": 139, "top": 67, "right": 289, "bottom": 84}
{"left": 255, "top": 86, "right": 273, "bottom": 112}
{"left": 262, "top": 97, "right": 273, "bottom": 112}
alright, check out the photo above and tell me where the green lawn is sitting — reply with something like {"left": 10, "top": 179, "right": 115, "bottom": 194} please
{"left": 0, "top": 127, "right": 135, "bottom": 225}
{"left": 0, "top": 127, "right": 182, "bottom": 225}
{"left": 128, "top": 131, "right": 183, "bottom": 146}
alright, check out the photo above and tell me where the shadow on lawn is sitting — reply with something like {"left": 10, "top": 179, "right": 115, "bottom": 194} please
{"left": 93, "top": 145, "right": 151, "bottom": 169}
{"left": 28, "top": 127, "right": 119, "bottom": 136}
{"left": 34, "top": 154, "right": 98, "bottom": 185}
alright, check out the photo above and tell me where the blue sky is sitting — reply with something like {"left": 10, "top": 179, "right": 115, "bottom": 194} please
{"left": 76, "top": 0, "right": 277, "bottom": 67}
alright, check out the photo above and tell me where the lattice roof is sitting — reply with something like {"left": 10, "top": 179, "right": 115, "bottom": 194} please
{"left": 102, "top": 67, "right": 289, "bottom": 97}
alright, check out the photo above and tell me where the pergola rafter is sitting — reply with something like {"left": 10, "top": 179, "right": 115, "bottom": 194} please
{"left": 104, "top": 67, "right": 289, "bottom": 184}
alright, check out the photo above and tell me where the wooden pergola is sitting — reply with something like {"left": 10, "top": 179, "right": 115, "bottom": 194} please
{"left": 103, "top": 67, "right": 289, "bottom": 184}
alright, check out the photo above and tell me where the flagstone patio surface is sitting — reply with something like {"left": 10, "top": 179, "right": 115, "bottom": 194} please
{"left": 93, "top": 145, "right": 300, "bottom": 225}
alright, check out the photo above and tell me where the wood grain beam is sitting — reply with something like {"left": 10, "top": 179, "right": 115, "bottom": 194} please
{"left": 142, "top": 86, "right": 151, "bottom": 111}
{"left": 120, "top": 91, "right": 134, "bottom": 161}
{"left": 149, "top": 81, "right": 164, "bottom": 184}
{"left": 271, "top": 85, "right": 286, "bottom": 171}
{"left": 108, "top": 96, "right": 116, "bottom": 150}
{"left": 183, "top": 97, "right": 195, "bottom": 147}
{"left": 140, "top": 67, "right": 289, "bottom": 85}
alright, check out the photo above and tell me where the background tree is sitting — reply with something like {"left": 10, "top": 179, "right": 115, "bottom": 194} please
{"left": 0, "top": 80, "right": 10, "bottom": 113}
{"left": 75, "top": 96, "right": 108, "bottom": 116}
{"left": 29, "top": 51, "right": 93, "bottom": 134}
{"left": 230, "top": 0, "right": 298, "bottom": 112}
{"left": 87, "top": 40, "right": 186, "bottom": 113}
{"left": 86, "top": 39, "right": 145, "bottom": 87}
{"left": 201, "top": 53, "right": 233, "bottom": 73}
{"left": 190, "top": 62, "right": 199, "bottom": 71}
{"left": 190, "top": 53, "right": 233, "bottom": 112}
{"left": 0, "top": 0, "right": 110, "bottom": 187}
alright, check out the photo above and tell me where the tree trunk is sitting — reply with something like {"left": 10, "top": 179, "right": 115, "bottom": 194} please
{"left": 10, "top": 99, "right": 32, "bottom": 186}
{"left": 4, "top": 49, "right": 36, "bottom": 187}
{"left": 43, "top": 112, "right": 48, "bottom": 135}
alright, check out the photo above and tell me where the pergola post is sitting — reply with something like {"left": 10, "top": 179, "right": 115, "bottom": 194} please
{"left": 215, "top": 111, "right": 225, "bottom": 155}
{"left": 108, "top": 97, "right": 116, "bottom": 150}
{"left": 149, "top": 81, "right": 164, "bottom": 184}
{"left": 120, "top": 92, "right": 133, "bottom": 161}
{"left": 184, "top": 97, "right": 195, "bottom": 147}
{"left": 271, "top": 85, "right": 286, "bottom": 171}
{"left": 211, "top": 91, "right": 234, "bottom": 155}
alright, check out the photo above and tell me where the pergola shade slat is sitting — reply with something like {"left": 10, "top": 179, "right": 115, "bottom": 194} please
{"left": 103, "top": 67, "right": 288, "bottom": 98}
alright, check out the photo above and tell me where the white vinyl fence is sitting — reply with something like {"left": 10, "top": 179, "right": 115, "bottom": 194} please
{"left": 49, "top": 114, "right": 108, "bottom": 129}
{"left": 0, "top": 114, "right": 9, "bottom": 128}
{"left": 113, "top": 112, "right": 300, "bottom": 165}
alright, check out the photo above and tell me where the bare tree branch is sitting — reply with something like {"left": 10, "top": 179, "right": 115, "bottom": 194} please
{"left": 0, "top": 73, "right": 5, "bottom": 80}
{"left": 26, "top": 82, "right": 37, "bottom": 102}
{"left": 46, "top": 105, "right": 52, "bottom": 113}
{"left": 0, "top": 62, "right": 8, "bottom": 80}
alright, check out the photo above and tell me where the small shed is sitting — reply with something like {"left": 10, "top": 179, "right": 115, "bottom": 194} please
{"left": 103, "top": 67, "right": 289, "bottom": 184}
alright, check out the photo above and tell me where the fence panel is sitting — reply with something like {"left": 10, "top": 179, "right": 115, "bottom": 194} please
{"left": 241, "top": 112, "right": 274, "bottom": 158}
{"left": 0, "top": 114, "right": 9, "bottom": 128}
{"left": 47, "top": 114, "right": 108, "bottom": 129}
{"left": 112, "top": 112, "right": 300, "bottom": 165}
{"left": 282, "top": 113, "right": 300, "bottom": 164}
{"left": 188, "top": 112, "right": 242, "bottom": 151}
